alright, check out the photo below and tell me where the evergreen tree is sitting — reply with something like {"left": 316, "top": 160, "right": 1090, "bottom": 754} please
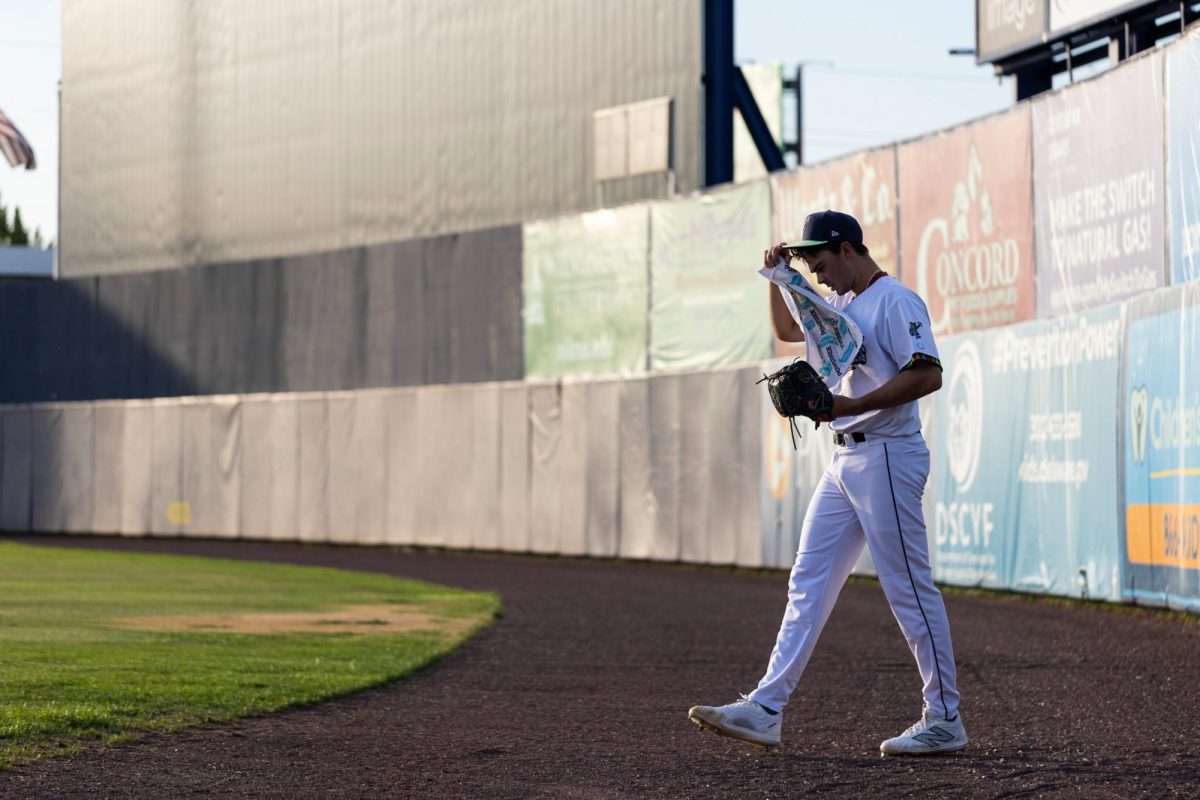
{"left": 10, "top": 208, "right": 28, "bottom": 246}
{"left": 33, "top": 228, "right": 43, "bottom": 248}
{"left": 0, "top": 200, "right": 9, "bottom": 245}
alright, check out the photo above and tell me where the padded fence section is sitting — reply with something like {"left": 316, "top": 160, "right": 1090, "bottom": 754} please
{"left": 412, "top": 387, "right": 455, "bottom": 548}
{"left": 91, "top": 402, "right": 125, "bottom": 533}
{"left": 149, "top": 400, "right": 185, "bottom": 537}
{"left": 583, "top": 379, "right": 621, "bottom": 559}
{"left": 181, "top": 397, "right": 242, "bottom": 539}
{"left": 239, "top": 396, "right": 275, "bottom": 540}
{"left": 119, "top": 401, "right": 154, "bottom": 536}
{"left": 58, "top": 404, "right": 95, "bottom": 534}
{"left": 0, "top": 406, "right": 33, "bottom": 531}
{"left": 497, "top": 382, "right": 530, "bottom": 553}
{"left": 384, "top": 388, "right": 420, "bottom": 547}
{"left": 465, "top": 383, "right": 502, "bottom": 552}
{"left": 617, "top": 377, "right": 655, "bottom": 560}
{"left": 647, "top": 373, "right": 683, "bottom": 561}
{"left": 6, "top": 366, "right": 764, "bottom": 568}
{"left": 295, "top": 395, "right": 331, "bottom": 543}
{"left": 733, "top": 366, "right": 765, "bottom": 568}
{"left": 528, "top": 382, "right": 568, "bottom": 555}
{"left": 678, "top": 372, "right": 714, "bottom": 564}
{"left": 335, "top": 391, "right": 390, "bottom": 545}
{"left": 28, "top": 406, "right": 63, "bottom": 533}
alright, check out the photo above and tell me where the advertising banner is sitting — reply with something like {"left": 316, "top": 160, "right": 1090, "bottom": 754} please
{"left": 1050, "top": 0, "right": 1154, "bottom": 36}
{"left": 976, "top": 0, "right": 1047, "bottom": 62}
{"left": 1033, "top": 54, "right": 1165, "bottom": 318}
{"left": 772, "top": 147, "right": 899, "bottom": 274}
{"left": 649, "top": 182, "right": 773, "bottom": 370}
{"left": 1167, "top": 34, "right": 1200, "bottom": 285}
{"left": 1123, "top": 284, "right": 1200, "bottom": 611}
{"left": 900, "top": 108, "right": 1035, "bottom": 336}
{"left": 931, "top": 307, "right": 1124, "bottom": 600}
{"left": 771, "top": 147, "right": 898, "bottom": 357}
{"left": 524, "top": 206, "right": 650, "bottom": 377}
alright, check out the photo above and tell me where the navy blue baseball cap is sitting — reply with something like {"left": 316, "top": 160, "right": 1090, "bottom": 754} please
{"left": 784, "top": 210, "right": 863, "bottom": 250}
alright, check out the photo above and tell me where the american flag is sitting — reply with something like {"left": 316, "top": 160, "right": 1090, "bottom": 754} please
{"left": 0, "top": 107, "right": 36, "bottom": 170}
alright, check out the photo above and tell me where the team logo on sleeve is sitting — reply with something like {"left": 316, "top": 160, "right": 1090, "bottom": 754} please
{"left": 909, "top": 321, "right": 923, "bottom": 339}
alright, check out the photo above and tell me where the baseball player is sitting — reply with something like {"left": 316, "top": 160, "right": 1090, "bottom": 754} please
{"left": 688, "top": 210, "right": 966, "bottom": 757}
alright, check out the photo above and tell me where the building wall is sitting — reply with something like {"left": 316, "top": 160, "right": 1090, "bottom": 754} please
{"left": 60, "top": 0, "right": 703, "bottom": 276}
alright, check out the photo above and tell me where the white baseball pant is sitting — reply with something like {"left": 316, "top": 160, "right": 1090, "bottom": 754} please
{"left": 748, "top": 434, "right": 960, "bottom": 720}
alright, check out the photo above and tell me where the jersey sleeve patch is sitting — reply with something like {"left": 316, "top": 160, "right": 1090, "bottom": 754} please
{"left": 901, "top": 352, "right": 942, "bottom": 371}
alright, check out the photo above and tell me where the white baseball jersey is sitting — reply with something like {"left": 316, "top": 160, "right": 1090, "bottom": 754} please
{"left": 825, "top": 276, "right": 940, "bottom": 436}
{"left": 746, "top": 272, "right": 961, "bottom": 723}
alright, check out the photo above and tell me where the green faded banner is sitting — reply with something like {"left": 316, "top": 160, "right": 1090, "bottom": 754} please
{"left": 650, "top": 181, "right": 773, "bottom": 370}
{"left": 523, "top": 206, "right": 650, "bottom": 377}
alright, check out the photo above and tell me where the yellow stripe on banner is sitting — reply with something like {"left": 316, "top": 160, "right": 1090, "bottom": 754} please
{"left": 1149, "top": 468, "right": 1200, "bottom": 479}
{"left": 1126, "top": 504, "right": 1200, "bottom": 569}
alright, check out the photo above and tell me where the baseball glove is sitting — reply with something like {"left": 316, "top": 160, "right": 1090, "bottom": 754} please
{"left": 757, "top": 359, "right": 834, "bottom": 447}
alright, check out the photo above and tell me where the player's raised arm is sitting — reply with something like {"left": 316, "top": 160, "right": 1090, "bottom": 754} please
{"left": 764, "top": 243, "right": 804, "bottom": 342}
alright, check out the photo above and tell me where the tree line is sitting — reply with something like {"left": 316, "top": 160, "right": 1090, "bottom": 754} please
{"left": 0, "top": 192, "right": 47, "bottom": 248}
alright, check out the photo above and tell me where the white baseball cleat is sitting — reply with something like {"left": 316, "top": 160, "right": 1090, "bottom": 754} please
{"left": 879, "top": 712, "right": 968, "bottom": 757}
{"left": 688, "top": 694, "right": 781, "bottom": 748}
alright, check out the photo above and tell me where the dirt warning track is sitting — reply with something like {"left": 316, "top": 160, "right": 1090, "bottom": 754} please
{"left": 2, "top": 536, "right": 1197, "bottom": 799}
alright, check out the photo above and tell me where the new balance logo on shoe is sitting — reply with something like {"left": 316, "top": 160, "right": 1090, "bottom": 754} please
{"left": 879, "top": 713, "right": 968, "bottom": 757}
{"left": 912, "top": 725, "right": 956, "bottom": 748}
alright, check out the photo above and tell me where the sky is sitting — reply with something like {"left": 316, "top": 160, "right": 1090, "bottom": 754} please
{"left": 0, "top": 0, "right": 1020, "bottom": 247}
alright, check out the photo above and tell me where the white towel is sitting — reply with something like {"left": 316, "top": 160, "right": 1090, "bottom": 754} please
{"left": 759, "top": 261, "right": 864, "bottom": 387}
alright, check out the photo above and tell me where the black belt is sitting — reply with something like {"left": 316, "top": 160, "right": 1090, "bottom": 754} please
{"left": 833, "top": 432, "right": 867, "bottom": 446}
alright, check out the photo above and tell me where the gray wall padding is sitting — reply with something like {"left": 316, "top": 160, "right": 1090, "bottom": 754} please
{"left": 555, "top": 383, "right": 590, "bottom": 557}
{"left": 8, "top": 366, "right": 764, "bottom": 568}
{"left": 528, "top": 383, "right": 565, "bottom": 555}
{"left": 268, "top": 396, "right": 301, "bottom": 541}
{"left": 29, "top": 406, "right": 64, "bottom": 533}
{"left": 119, "top": 401, "right": 154, "bottom": 535}
{"left": 678, "top": 372, "right": 714, "bottom": 564}
{"left": 1, "top": 407, "right": 33, "bottom": 531}
{"left": 617, "top": 378, "right": 655, "bottom": 560}
{"left": 412, "top": 387, "right": 454, "bottom": 548}
{"left": 181, "top": 398, "right": 242, "bottom": 539}
{"left": 464, "top": 384, "right": 502, "bottom": 552}
{"left": 734, "top": 367, "right": 764, "bottom": 568}
{"left": 384, "top": 389, "right": 420, "bottom": 546}
{"left": 239, "top": 396, "right": 274, "bottom": 540}
{"left": 327, "top": 391, "right": 389, "bottom": 545}
{"left": 296, "top": 395, "right": 331, "bottom": 543}
{"left": 149, "top": 400, "right": 184, "bottom": 537}
{"left": 584, "top": 380, "right": 621, "bottom": 559}
{"left": 648, "top": 374, "right": 683, "bottom": 561}
{"left": 58, "top": 404, "right": 95, "bottom": 534}
{"left": 497, "top": 383, "right": 530, "bottom": 553}
{"left": 91, "top": 403, "right": 125, "bottom": 533}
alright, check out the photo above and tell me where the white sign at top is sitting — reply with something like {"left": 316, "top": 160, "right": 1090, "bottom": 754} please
{"left": 1049, "top": 0, "right": 1153, "bottom": 35}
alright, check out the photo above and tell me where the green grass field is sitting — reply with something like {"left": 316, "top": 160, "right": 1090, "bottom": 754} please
{"left": 0, "top": 542, "right": 499, "bottom": 768}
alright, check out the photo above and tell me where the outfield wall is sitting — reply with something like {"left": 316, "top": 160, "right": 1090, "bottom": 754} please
{"left": 0, "top": 367, "right": 764, "bottom": 565}
{"left": 3, "top": 282, "right": 1200, "bottom": 608}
